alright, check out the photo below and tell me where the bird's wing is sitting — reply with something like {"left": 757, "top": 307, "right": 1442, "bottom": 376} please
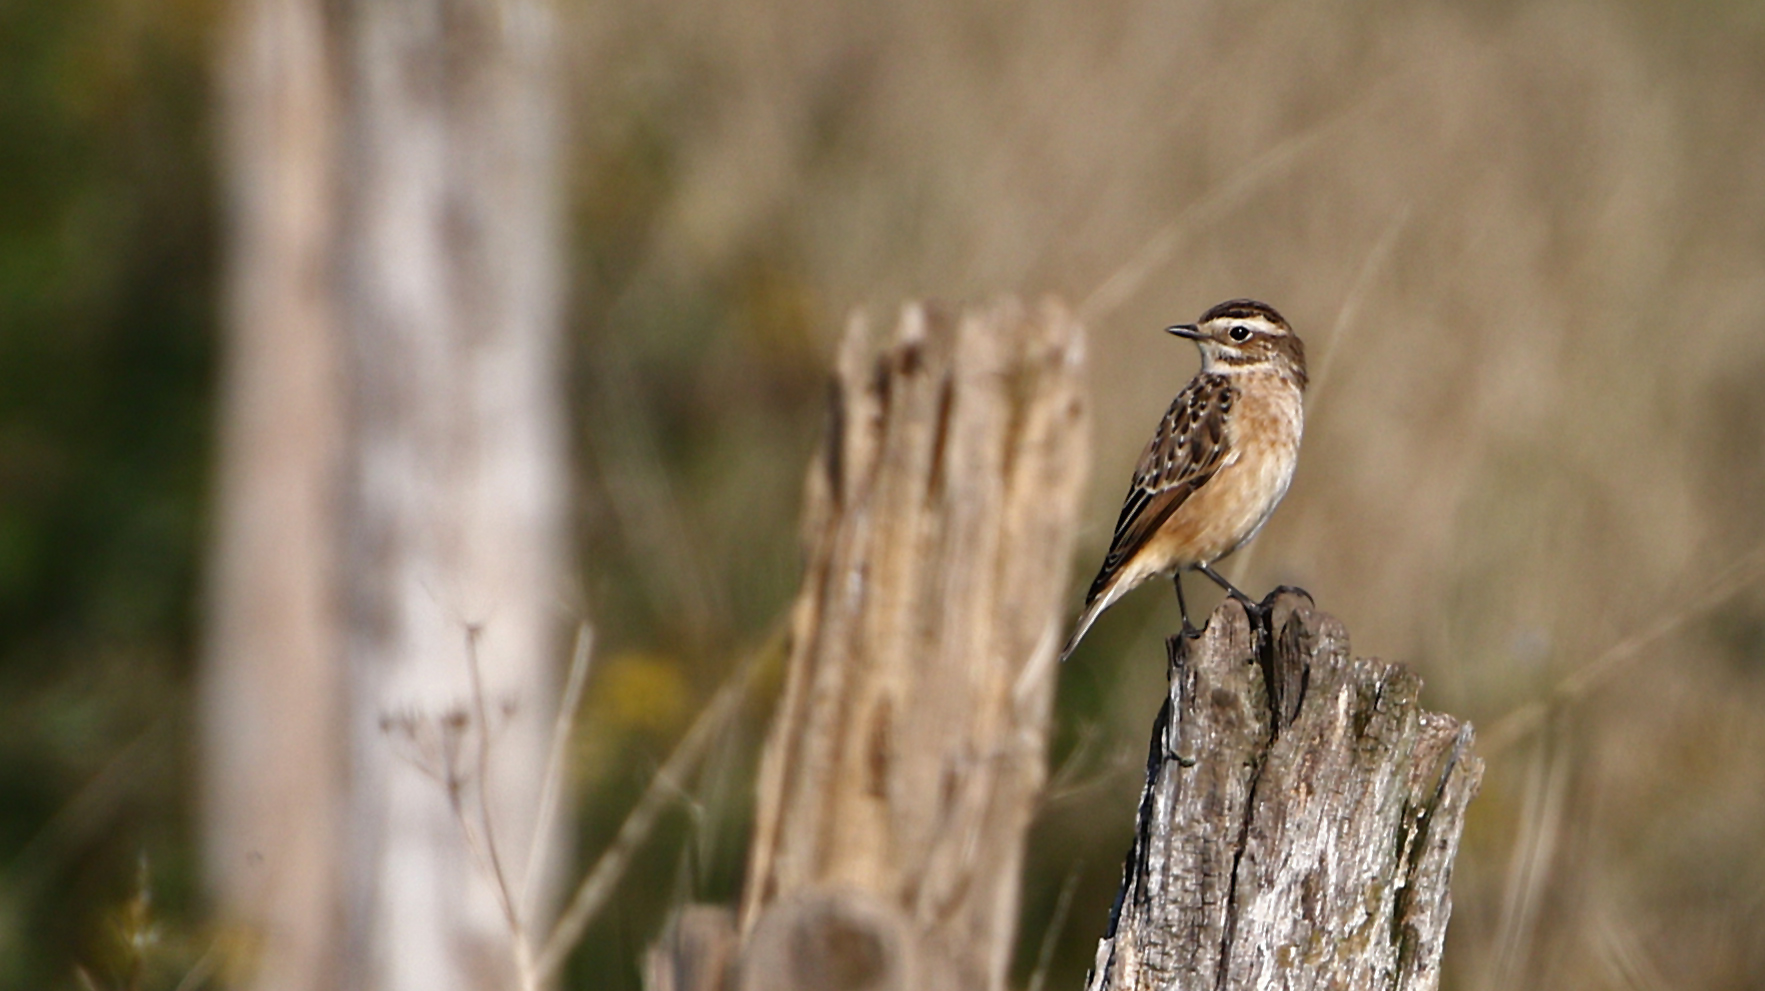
{"left": 1084, "top": 373, "right": 1237, "bottom": 605}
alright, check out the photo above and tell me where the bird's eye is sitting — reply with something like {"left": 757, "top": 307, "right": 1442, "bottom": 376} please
{"left": 1228, "top": 325, "right": 1252, "bottom": 342}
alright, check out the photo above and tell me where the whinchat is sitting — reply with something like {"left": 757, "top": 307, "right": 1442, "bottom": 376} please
{"left": 1061, "top": 299, "right": 1306, "bottom": 661}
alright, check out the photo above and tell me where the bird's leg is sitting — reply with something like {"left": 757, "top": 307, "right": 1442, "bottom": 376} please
{"left": 1173, "top": 572, "right": 1201, "bottom": 638}
{"left": 1197, "top": 562, "right": 1276, "bottom": 646}
{"left": 1196, "top": 562, "right": 1256, "bottom": 606}
{"left": 1193, "top": 565, "right": 1263, "bottom": 625}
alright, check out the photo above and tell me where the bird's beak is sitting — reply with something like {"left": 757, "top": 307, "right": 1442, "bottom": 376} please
{"left": 1166, "top": 324, "right": 1204, "bottom": 339}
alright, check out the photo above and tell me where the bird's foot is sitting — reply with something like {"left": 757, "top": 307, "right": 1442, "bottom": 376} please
{"left": 1237, "top": 592, "right": 1273, "bottom": 645}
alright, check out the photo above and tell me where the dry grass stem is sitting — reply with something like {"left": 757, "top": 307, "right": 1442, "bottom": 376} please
{"left": 456, "top": 624, "right": 540, "bottom": 991}
{"left": 169, "top": 944, "right": 219, "bottom": 991}
{"left": 1025, "top": 863, "right": 1083, "bottom": 991}
{"left": 1483, "top": 541, "right": 1765, "bottom": 754}
{"left": 534, "top": 626, "right": 783, "bottom": 982}
{"left": 1305, "top": 203, "right": 1412, "bottom": 412}
{"left": 521, "top": 621, "right": 596, "bottom": 914}
{"left": 586, "top": 341, "right": 728, "bottom": 651}
{"left": 1593, "top": 909, "right": 1674, "bottom": 991}
{"left": 1484, "top": 728, "right": 1572, "bottom": 991}
{"left": 1079, "top": 72, "right": 1403, "bottom": 323}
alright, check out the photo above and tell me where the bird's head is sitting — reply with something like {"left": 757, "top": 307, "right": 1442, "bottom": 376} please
{"left": 1167, "top": 299, "right": 1307, "bottom": 390}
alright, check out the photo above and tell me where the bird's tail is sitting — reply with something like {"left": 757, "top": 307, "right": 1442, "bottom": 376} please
{"left": 1059, "top": 580, "right": 1130, "bottom": 663}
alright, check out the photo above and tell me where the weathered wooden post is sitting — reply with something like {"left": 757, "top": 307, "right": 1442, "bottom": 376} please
{"left": 1086, "top": 591, "right": 1482, "bottom": 991}
{"left": 650, "top": 296, "right": 1091, "bottom": 991}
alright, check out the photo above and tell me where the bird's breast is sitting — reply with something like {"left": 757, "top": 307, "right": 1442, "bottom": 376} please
{"left": 1152, "top": 374, "right": 1303, "bottom": 567}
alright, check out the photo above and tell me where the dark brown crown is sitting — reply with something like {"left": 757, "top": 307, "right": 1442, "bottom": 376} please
{"left": 1198, "top": 298, "right": 1289, "bottom": 329}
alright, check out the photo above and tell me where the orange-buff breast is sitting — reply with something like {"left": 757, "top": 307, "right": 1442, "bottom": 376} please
{"left": 1145, "top": 371, "right": 1302, "bottom": 570}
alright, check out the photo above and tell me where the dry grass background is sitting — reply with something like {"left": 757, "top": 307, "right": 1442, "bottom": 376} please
{"left": 560, "top": 0, "right": 1765, "bottom": 988}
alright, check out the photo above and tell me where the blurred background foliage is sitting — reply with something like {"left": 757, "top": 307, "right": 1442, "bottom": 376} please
{"left": 0, "top": 0, "right": 217, "bottom": 987}
{"left": 5, "top": 0, "right": 1765, "bottom": 988}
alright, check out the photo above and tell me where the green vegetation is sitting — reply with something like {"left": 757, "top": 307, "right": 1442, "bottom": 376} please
{"left": 0, "top": 3, "right": 215, "bottom": 987}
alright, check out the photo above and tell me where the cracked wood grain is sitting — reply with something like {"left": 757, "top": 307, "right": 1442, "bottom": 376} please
{"left": 1086, "top": 590, "right": 1483, "bottom": 991}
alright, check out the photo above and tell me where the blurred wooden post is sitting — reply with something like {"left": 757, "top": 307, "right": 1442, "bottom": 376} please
{"left": 651, "top": 298, "right": 1091, "bottom": 991}
{"left": 1086, "top": 591, "right": 1483, "bottom": 991}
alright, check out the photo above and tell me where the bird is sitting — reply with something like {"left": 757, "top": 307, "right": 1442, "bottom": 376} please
{"left": 1061, "top": 299, "right": 1307, "bottom": 662}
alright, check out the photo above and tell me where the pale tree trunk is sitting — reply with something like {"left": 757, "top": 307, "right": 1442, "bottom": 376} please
{"left": 204, "top": 3, "right": 343, "bottom": 990}
{"left": 205, "top": 1, "right": 569, "bottom": 989}
{"left": 336, "top": 1, "right": 568, "bottom": 988}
